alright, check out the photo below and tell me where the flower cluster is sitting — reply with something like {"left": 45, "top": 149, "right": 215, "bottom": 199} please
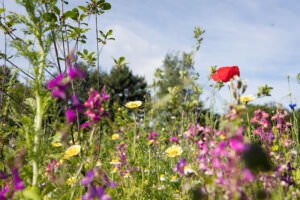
{"left": 0, "top": 168, "right": 25, "bottom": 200}
{"left": 80, "top": 168, "right": 116, "bottom": 200}
{"left": 82, "top": 89, "right": 109, "bottom": 128}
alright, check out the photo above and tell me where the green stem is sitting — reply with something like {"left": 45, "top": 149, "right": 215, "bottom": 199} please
{"left": 32, "top": 50, "right": 46, "bottom": 186}
{"left": 133, "top": 110, "right": 137, "bottom": 159}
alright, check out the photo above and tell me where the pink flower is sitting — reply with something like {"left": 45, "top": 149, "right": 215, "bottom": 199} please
{"left": 66, "top": 109, "right": 76, "bottom": 123}
{"left": 170, "top": 137, "right": 179, "bottom": 143}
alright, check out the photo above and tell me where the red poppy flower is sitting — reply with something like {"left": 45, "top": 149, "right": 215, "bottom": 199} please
{"left": 211, "top": 66, "right": 240, "bottom": 82}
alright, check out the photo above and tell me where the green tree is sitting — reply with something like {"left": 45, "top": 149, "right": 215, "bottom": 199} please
{"left": 105, "top": 66, "right": 147, "bottom": 115}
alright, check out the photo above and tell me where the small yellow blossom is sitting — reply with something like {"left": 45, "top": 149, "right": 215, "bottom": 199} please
{"left": 125, "top": 101, "right": 142, "bottom": 109}
{"left": 111, "top": 167, "right": 119, "bottom": 173}
{"left": 57, "top": 159, "right": 64, "bottom": 165}
{"left": 67, "top": 177, "right": 77, "bottom": 185}
{"left": 144, "top": 179, "right": 149, "bottom": 184}
{"left": 184, "top": 165, "right": 195, "bottom": 175}
{"left": 165, "top": 145, "right": 183, "bottom": 157}
{"left": 64, "top": 155, "right": 70, "bottom": 160}
{"left": 220, "top": 134, "right": 226, "bottom": 139}
{"left": 160, "top": 174, "right": 166, "bottom": 181}
{"left": 239, "top": 95, "right": 255, "bottom": 104}
{"left": 110, "top": 159, "right": 121, "bottom": 165}
{"left": 65, "top": 145, "right": 81, "bottom": 158}
{"left": 148, "top": 140, "right": 154, "bottom": 145}
{"left": 112, "top": 134, "right": 120, "bottom": 140}
{"left": 171, "top": 176, "right": 178, "bottom": 182}
{"left": 96, "top": 161, "right": 102, "bottom": 167}
{"left": 53, "top": 142, "right": 62, "bottom": 147}
{"left": 124, "top": 172, "right": 131, "bottom": 178}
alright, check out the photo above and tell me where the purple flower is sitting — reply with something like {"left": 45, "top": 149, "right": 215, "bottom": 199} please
{"left": 0, "top": 171, "right": 8, "bottom": 180}
{"left": 72, "top": 96, "right": 85, "bottom": 112}
{"left": 0, "top": 184, "right": 9, "bottom": 199}
{"left": 12, "top": 168, "right": 25, "bottom": 191}
{"left": 242, "top": 168, "right": 254, "bottom": 182}
{"left": 170, "top": 137, "right": 179, "bottom": 143}
{"left": 66, "top": 109, "right": 76, "bottom": 124}
{"left": 81, "top": 170, "right": 94, "bottom": 186}
{"left": 149, "top": 132, "right": 159, "bottom": 140}
{"left": 269, "top": 129, "right": 275, "bottom": 142}
{"left": 47, "top": 73, "right": 69, "bottom": 100}
{"left": 47, "top": 74, "right": 65, "bottom": 89}
{"left": 81, "top": 121, "right": 90, "bottom": 129}
{"left": 174, "top": 158, "right": 187, "bottom": 177}
{"left": 69, "top": 63, "right": 86, "bottom": 80}
{"left": 230, "top": 138, "right": 246, "bottom": 152}
{"left": 52, "top": 89, "right": 67, "bottom": 99}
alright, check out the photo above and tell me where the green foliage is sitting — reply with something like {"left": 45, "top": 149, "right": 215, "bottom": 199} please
{"left": 257, "top": 84, "right": 273, "bottom": 97}
{"left": 105, "top": 66, "right": 147, "bottom": 115}
{"left": 193, "top": 27, "right": 205, "bottom": 51}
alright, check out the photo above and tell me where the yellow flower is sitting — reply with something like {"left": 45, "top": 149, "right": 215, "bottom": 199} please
{"left": 239, "top": 95, "right": 255, "bottom": 104}
{"left": 220, "top": 134, "right": 226, "bottom": 139}
{"left": 96, "top": 161, "right": 102, "bottom": 167}
{"left": 65, "top": 145, "right": 81, "bottom": 158}
{"left": 110, "top": 159, "right": 121, "bottom": 165}
{"left": 171, "top": 176, "right": 178, "bottom": 182}
{"left": 124, "top": 172, "right": 131, "bottom": 178}
{"left": 165, "top": 145, "right": 183, "bottom": 157}
{"left": 144, "top": 179, "right": 149, "bottom": 184}
{"left": 57, "top": 159, "right": 64, "bottom": 165}
{"left": 67, "top": 177, "right": 77, "bottom": 185}
{"left": 160, "top": 174, "right": 166, "bottom": 181}
{"left": 125, "top": 101, "right": 142, "bottom": 109}
{"left": 53, "top": 142, "right": 62, "bottom": 147}
{"left": 111, "top": 167, "right": 118, "bottom": 173}
{"left": 112, "top": 134, "right": 120, "bottom": 140}
{"left": 148, "top": 140, "right": 154, "bottom": 145}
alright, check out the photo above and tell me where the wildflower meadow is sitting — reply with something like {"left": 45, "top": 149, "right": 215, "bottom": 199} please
{"left": 0, "top": 1, "right": 299, "bottom": 200}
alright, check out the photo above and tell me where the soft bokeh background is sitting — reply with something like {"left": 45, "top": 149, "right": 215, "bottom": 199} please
{"left": 2, "top": 0, "right": 299, "bottom": 112}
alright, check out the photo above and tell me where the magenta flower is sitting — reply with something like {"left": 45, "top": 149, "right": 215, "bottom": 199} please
{"left": 81, "top": 121, "right": 90, "bottom": 129}
{"left": 66, "top": 109, "right": 76, "bottom": 124}
{"left": 12, "top": 169, "right": 25, "bottom": 191}
{"left": 170, "top": 136, "right": 179, "bottom": 143}
{"left": 230, "top": 138, "right": 247, "bottom": 152}
{"left": 69, "top": 63, "right": 86, "bottom": 80}
{"left": 149, "top": 132, "right": 159, "bottom": 140}
{"left": 242, "top": 168, "right": 254, "bottom": 182}
{"left": 0, "top": 184, "right": 9, "bottom": 199}
{"left": 47, "top": 73, "right": 69, "bottom": 100}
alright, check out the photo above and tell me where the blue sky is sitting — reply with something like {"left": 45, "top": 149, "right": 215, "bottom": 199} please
{"left": 2, "top": 0, "right": 300, "bottom": 111}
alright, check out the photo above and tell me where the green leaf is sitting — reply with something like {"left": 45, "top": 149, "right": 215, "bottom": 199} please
{"left": 119, "top": 57, "right": 125, "bottom": 63}
{"left": 101, "top": 2, "right": 111, "bottom": 10}
{"left": 23, "top": 186, "right": 41, "bottom": 200}
{"left": 0, "top": 8, "right": 5, "bottom": 14}
{"left": 52, "top": 5, "right": 60, "bottom": 15}
{"left": 78, "top": 5, "right": 88, "bottom": 12}
{"left": 43, "top": 12, "right": 57, "bottom": 22}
